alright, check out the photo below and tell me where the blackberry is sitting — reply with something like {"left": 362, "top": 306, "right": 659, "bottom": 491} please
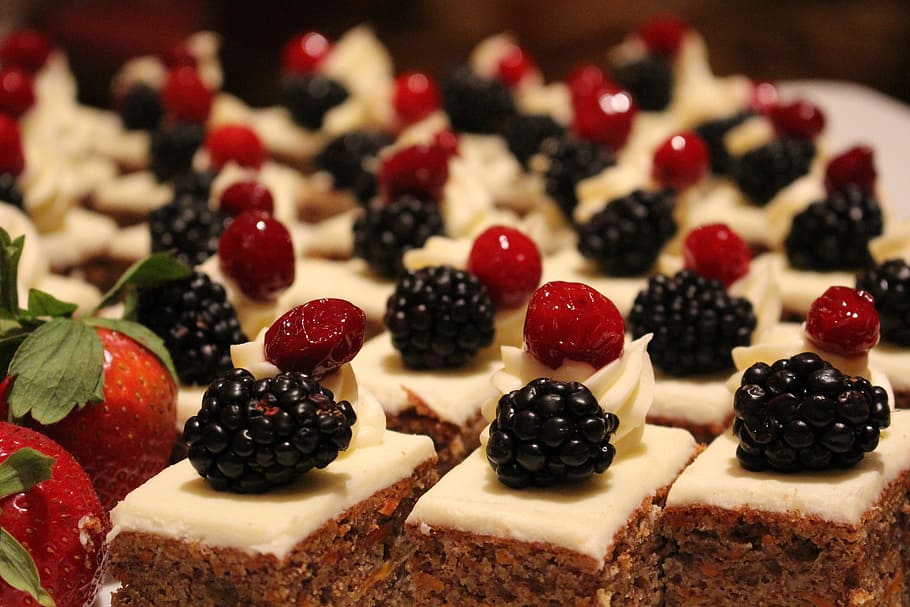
{"left": 384, "top": 265, "right": 495, "bottom": 369}
{"left": 136, "top": 272, "right": 248, "bottom": 386}
{"left": 541, "top": 135, "right": 615, "bottom": 218}
{"left": 150, "top": 122, "right": 205, "bottom": 183}
{"left": 173, "top": 169, "right": 218, "bottom": 200}
{"left": 280, "top": 74, "right": 349, "bottom": 130}
{"left": 576, "top": 189, "right": 677, "bottom": 276}
{"left": 628, "top": 270, "right": 756, "bottom": 376}
{"left": 353, "top": 195, "right": 444, "bottom": 278}
{"left": 441, "top": 65, "right": 516, "bottom": 134}
{"left": 119, "top": 84, "right": 162, "bottom": 131}
{"left": 183, "top": 368, "right": 356, "bottom": 493}
{"left": 502, "top": 114, "right": 565, "bottom": 167}
{"left": 733, "top": 352, "right": 890, "bottom": 472}
{"left": 315, "top": 130, "right": 393, "bottom": 204}
{"left": 785, "top": 187, "right": 883, "bottom": 271}
{"left": 0, "top": 173, "right": 24, "bottom": 209}
{"left": 856, "top": 259, "right": 910, "bottom": 346}
{"left": 693, "top": 111, "right": 753, "bottom": 175}
{"left": 486, "top": 377, "right": 620, "bottom": 489}
{"left": 732, "top": 138, "right": 815, "bottom": 205}
{"left": 611, "top": 56, "right": 673, "bottom": 112}
{"left": 149, "top": 194, "right": 229, "bottom": 267}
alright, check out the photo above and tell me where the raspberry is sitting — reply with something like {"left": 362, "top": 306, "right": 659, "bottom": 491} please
{"left": 467, "top": 225, "right": 542, "bottom": 308}
{"left": 162, "top": 41, "right": 197, "bottom": 69}
{"left": 486, "top": 378, "right": 620, "bottom": 488}
{"left": 637, "top": 15, "right": 689, "bottom": 58}
{"left": 384, "top": 266, "right": 496, "bottom": 369}
{"left": 219, "top": 180, "right": 275, "bottom": 217}
{"left": 856, "top": 259, "right": 910, "bottom": 347}
{"left": 184, "top": 368, "right": 356, "bottom": 493}
{"left": 378, "top": 143, "right": 449, "bottom": 202}
{"left": 682, "top": 223, "right": 751, "bottom": 287}
{"left": 769, "top": 99, "right": 826, "bottom": 140}
{"left": 824, "top": 145, "right": 876, "bottom": 195}
{"left": 282, "top": 31, "right": 332, "bottom": 74}
{"left": 652, "top": 131, "right": 709, "bottom": 190}
{"left": 734, "top": 352, "right": 890, "bottom": 472}
{"left": 204, "top": 124, "right": 266, "bottom": 170}
{"left": 218, "top": 210, "right": 295, "bottom": 301}
{"left": 281, "top": 74, "right": 349, "bottom": 130}
{"left": 805, "top": 286, "right": 880, "bottom": 357}
{"left": 733, "top": 138, "right": 815, "bottom": 205}
{"left": 315, "top": 130, "right": 393, "bottom": 203}
{"left": 694, "top": 111, "right": 753, "bottom": 175}
{"left": 161, "top": 66, "right": 213, "bottom": 124}
{"left": 501, "top": 114, "right": 565, "bottom": 167}
{"left": 0, "top": 115, "right": 24, "bottom": 176}
{"left": 524, "top": 281, "right": 624, "bottom": 369}
{"left": 572, "top": 85, "right": 637, "bottom": 150}
{"left": 393, "top": 71, "right": 442, "bottom": 125}
{"left": 567, "top": 63, "right": 610, "bottom": 104}
{"left": 0, "top": 29, "right": 52, "bottom": 73}
{"left": 149, "top": 193, "right": 229, "bottom": 267}
{"left": 495, "top": 43, "right": 537, "bottom": 87}
{"left": 540, "top": 134, "right": 614, "bottom": 217}
{"left": 750, "top": 81, "right": 780, "bottom": 115}
{"left": 441, "top": 65, "right": 516, "bottom": 134}
{"left": 118, "top": 83, "right": 163, "bottom": 131}
{"left": 149, "top": 122, "right": 205, "bottom": 182}
{"left": 611, "top": 56, "right": 672, "bottom": 112}
{"left": 0, "top": 67, "right": 35, "bottom": 118}
{"left": 264, "top": 299, "right": 366, "bottom": 379}
{"left": 353, "top": 195, "right": 443, "bottom": 278}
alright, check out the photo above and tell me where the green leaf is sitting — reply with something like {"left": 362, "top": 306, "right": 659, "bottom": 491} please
{"left": 8, "top": 318, "right": 105, "bottom": 425}
{"left": 0, "top": 228, "right": 23, "bottom": 320}
{"left": 83, "top": 317, "right": 178, "bottom": 384}
{"left": 0, "top": 448, "right": 55, "bottom": 501}
{"left": 93, "top": 252, "right": 191, "bottom": 313}
{"left": 25, "top": 290, "right": 78, "bottom": 319}
{"left": 0, "top": 527, "right": 55, "bottom": 607}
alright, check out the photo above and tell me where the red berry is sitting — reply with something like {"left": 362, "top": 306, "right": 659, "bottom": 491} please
{"left": 282, "top": 31, "right": 332, "bottom": 74}
{"left": 524, "top": 281, "right": 624, "bottom": 369}
{"left": 0, "top": 29, "right": 52, "bottom": 73}
{"left": 204, "top": 123, "right": 266, "bottom": 170}
{"left": 572, "top": 85, "right": 637, "bottom": 151}
{"left": 467, "top": 226, "right": 542, "bottom": 308}
{"left": 805, "top": 286, "right": 880, "bottom": 357}
{"left": 378, "top": 143, "right": 450, "bottom": 201}
{"left": 567, "top": 63, "right": 610, "bottom": 104}
{"left": 0, "top": 114, "right": 25, "bottom": 176}
{"left": 495, "top": 43, "right": 537, "bottom": 88}
{"left": 824, "top": 145, "right": 876, "bottom": 195}
{"left": 219, "top": 210, "right": 295, "bottom": 301}
{"left": 433, "top": 129, "right": 460, "bottom": 156}
{"left": 161, "top": 66, "right": 213, "bottom": 124}
{"left": 682, "top": 223, "right": 751, "bottom": 287}
{"left": 219, "top": 180, "right": 275, "bottom": 216}
{"left": 750, "top": 80, "right": 779, "bottom": 115}
{"left": 652, "top": 131, "right": 708, "bottom": 190}
{"left": 0, "top": 67, "right": 34, "bottom": 118}
{"left": 393, "top": 71, "right": 442, "bottom": 125}
{"left": 638, "top": 15, "right": 689, "bottom": 59}
{"left": 769, "top": 99, "right": 826, "bottom": 140}
{"left": 163, "top": 40, "right": 197, "bottom": 69}
{"left": 264, "top": 299, "right": 366, "bottom": 379}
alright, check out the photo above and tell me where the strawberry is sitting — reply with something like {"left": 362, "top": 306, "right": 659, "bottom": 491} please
{"left": 0, "top": 422, "right": 108, "bottom": 607}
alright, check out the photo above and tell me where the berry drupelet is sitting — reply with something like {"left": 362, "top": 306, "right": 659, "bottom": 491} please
{"left": 315, "top": 130, "right": 394, "bottom": 204}
{"left": 184, "top": 368, "right": 357, "bottom": 493}
{"left": 353, "top": 195, "right": 444, "bottom": 278}
{"left": 856, "top": 259, "right": 910, "bottom": 347}
{"left": 280, "top": 74, "right": 349, "bottom": 130}
{"left": 384, "top": 265, "right": 496, "bottom": 370}
{"left": 540, "top": 134, "right": 615, "bottom": 218}
{"left": 149, "top": 193, "right": 229, "bottom": 267}
{"left": 733, "top": 352, "right": 890, "bottom": 472}
{"left": 486, "top": 378, "right": 620, "bottom": 489}
{"left": 149, "top": 122, "right": 206, "bottom": 183}
{"left": 441, "top": 64, "right": 516, "bottom": 134}
{"left": 628, "top": 270, "right": 756, "bottom": 376}
{"left": 732, "top": 138, "right": 815, "bottom": 205}
{"left": 501, "top": 114, "right": 566, "bottom": 167}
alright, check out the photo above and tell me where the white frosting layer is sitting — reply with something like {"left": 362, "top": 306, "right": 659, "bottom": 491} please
{"left": 666, "top": 410, "right": 910, "bottom": 524}
{"left": 764, "top": 252, "right": 854, "bottom": 317}
{"left": 39, "top": 208, "right": 118, "bottom": 271}
{"left": 650, "top": 371, "right": 733, "bottom": 427}
{"left": 408, "top": 424, "right": 696, "bottom": 563}
{"left": 870, "top": 343, "right": 910, "bottom": 393}
{"left": 91, "top": 171, "right": 173, "bottom": 218}
{"left": 870, "top": 219, "right": 910, "bottom": 263}
{"left": 109, "top": 429, "right": 435, "bottom": 558}
{"left": 540, "top": 247, "right": 646, "bottom": 318}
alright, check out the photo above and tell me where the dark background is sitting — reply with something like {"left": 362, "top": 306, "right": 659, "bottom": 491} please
{"left": 9, "top": 0, "right": 910, "bottom": 109}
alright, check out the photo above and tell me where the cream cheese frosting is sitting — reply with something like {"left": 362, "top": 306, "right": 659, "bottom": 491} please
{"left": 540, "top": 247, "right": 646, "bottom": 318}
{"left": 39, "top": 208, "right": 118, "bottom": 272}
{"left": 762, "top": 252, "right": 854, "bottom": 318}
{"left": 91, "top": 171, "right": 173, "bottom": 219}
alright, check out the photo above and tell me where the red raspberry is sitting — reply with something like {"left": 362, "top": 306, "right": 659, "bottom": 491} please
{"left": 572, "top": 85, "right": 637, "bottom": 151}
{"left": 652, "top": 131, "right": 708, "bottom": 190}
{"left": 204, "top": 124, "right": 266, "bottom": 170}
{"left": 0, "top": 67, "right": 34, "bottom": 119}
{"left": 161, "top": 66, "right": 213, "bottom": 124}
{"left": 433, "top": 129, "right": 460, "bottom": 156}
{"left": 495, "top": 43, "right": 537, "bottom": 88}
{"left": 682, "top": 223, "right": 751, "bottom": 287}
{"left": 393, "top": 71, "right": 442, "bottom": 125}
{"left": 638, "top": 15, "right": 689, "bottom": 59}
{"left": 163, "top": 40, "right": 197, "bottom": 69}
{"left": 378, "top": 143, "right": 450, "bottom": 201}
{"left": 824, "top": 145, "right": 876, "bottom": 195}
{"left": 750, "top": 80, "right": 779, "bottom": 115}
{"left": 219, "top": 180, "right": 275, "bottom": 216}
{"left": 769, "top": 99, "right": 826, "bottom": 140}
{"left": 264, "top": 298, "right": 366, "bottom": 379}
{"left": 805, "top": 286, "right": 880, "bottom": 357}
{"left": 524, "top": 281, "right": 625, "bottom": 369}
{"left": 567, "top": 63, "right": 610, "bottom": 104}
{"left": 0, "top": 114, "right": 25, "bottom": 176}
{"left": 219, "top": 210, "right": 295, "bottom": 301}
{"left": 467, "top": 225, "right": 542, "bottom": 308}
{"left": 0, "top": 29, "right": 52, "bottom": 73}
{"left": 282, "top": 31, "right": 332, "bottom": 74}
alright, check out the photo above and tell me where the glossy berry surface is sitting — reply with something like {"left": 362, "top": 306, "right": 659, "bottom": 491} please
{"left": 637, "top": 15, "right": 689, "bottom": 58}
{"left": 0, "top": 29, "right": 52, "bottom": 73}
{"left": 0, "top": 114, "right": 24, "bottom": 176}
{"left": 524, "top": 281, "right": 624, "bottom": 369}
{"left": 567, "top": 63, "right": 610, "bottom": 104}
{"left": 750, "top": 80, "right": 779, "bottom": 115}
{"left": 393, "top": 71, "right": 442, "bottom": 125}
{"left": 441, "top": 64, "right": 516, "bottom": 134}
{"left": 265, "top": 299, "right": 366, "bottom": 379}
{"left": 161, "top": 66, "right": 213, "bottom": 124}
{"left": 572, "top": 85, "right": 637, "bottom": 151}
{"left": 824, "top": 145, "right": 876, "bottom": 195}
{"left": 652, "top": 131, "right": 708, "bottom": 190}
{"left": 282, "top": 31, "right": 332, "bottom": 74}
{"left": 682, "top": 223, "right": 751, "bottom": 287}
{"left": 353, "top": 195, "right": 444, "bottom": 278}
{"left": 378, "top": 143, "right": 450, "bottom": 201}
{"left": 805, "top": 286, "right": 880, "bottom": 357}
{"left": 769, "top": 99, "right": 826, "bottom": 140}
{"left": 467, "top": 225, "right": 542, "bottom": 308}
{"left": 856, "top": 259, "right": 910, "bottom": 347}
{"left": 204, "top": 124, "right": 266, "bottom": 170}
{"left": 0, "top": 67, "right": 34, "bottom": 118}
{"left": 218, "top": 210, "right": 295, "bottom": 301}
{"left": 495, "top": 43, "right": 537, "bottom": 87}
{"left": 219, "top": 180, "right": 275, "bottom": 216}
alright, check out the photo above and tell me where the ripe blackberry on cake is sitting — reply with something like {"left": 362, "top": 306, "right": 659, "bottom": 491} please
{"left": 611, "top": 55, "right": 673, "bottom": 112}
{"left": 149, "top": 122, "right": 206, "bottom": 183}
{"left": 315, "top": 130, "right": 393, "bottom": 204}
{"left": 0, "top": 172, "right": 23, "bottom": 209}
{"left": 732, "top": 137, "right": 816, "bottom": 205}
{"left": 118, "top": 83, "right": 163, "bottom": 131}
{"left": 694, "top": 111, "right": 753, "bottom": 175}
{"left": 856, "top": 258, "right": 910, "bottom": 347}
{"left": 353, "top": 195, "right": 444, "bottom": 278}
{"left": 280, "top": 74, "right": 349, "bottom": 130}
{"left": 501, "top": 113, "right": 566, "bottom": 167}
{"left": 441, "top": 64, "right": 516, "bottom": 134}
{"left": 540, "top": 134, "right": 615, "bottom": 218}
{"left": 149, "top": 193, "right": 230, "bottom": 267}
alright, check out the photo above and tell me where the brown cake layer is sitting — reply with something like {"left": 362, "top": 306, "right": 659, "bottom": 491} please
{"left": 109, "top": 458, "right": 437, "bottom": 607}
{"left": 646, "top": 412, "right": 733, "bottom": 444}
{"left": 661, "top": 468, "right": 910, "bottom": 607}
{"left": 893, "top": 389, "right": 909, "bottom": 409}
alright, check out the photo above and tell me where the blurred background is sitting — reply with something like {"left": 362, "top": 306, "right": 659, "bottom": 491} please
{"left": 4, "top": 0, "right": 909, "bottom": 108}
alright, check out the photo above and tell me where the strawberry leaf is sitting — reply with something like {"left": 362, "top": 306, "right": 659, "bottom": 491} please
{"left": 0, "top": 527, "right": 55, "bottom": 607}
{"left": 0, "top": 448, "right": 54, "bottom": 500}
{"left": 93, "top": 252, "right": 191, "bottom": 313}
{"left": 0, "top": 228, "right": 23, "bottom": 320}
{"left": 25, "top": 290, "right": 78, "bottom": 319}
{"left": 8, "top": 318, "right": 104, "bottom": 425}
{"left": 84, "top": 317, "right": 179, "bottom": 384}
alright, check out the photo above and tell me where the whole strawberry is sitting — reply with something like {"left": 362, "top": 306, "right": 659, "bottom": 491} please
{"left": 0, "top": 422, "right": 108, "bottom": 607}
